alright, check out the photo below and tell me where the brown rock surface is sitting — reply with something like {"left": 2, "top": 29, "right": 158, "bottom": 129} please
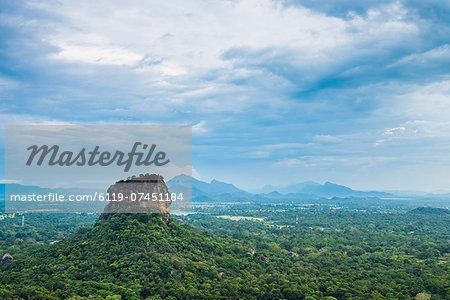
{"left": 287, "top": 251, "right": 298, "bottom": 257}
{"left": 1, "top": 253, "right": 13, "bottom": 262}
{"left": 100, "top": 174, "right": 171, "bottom": 219}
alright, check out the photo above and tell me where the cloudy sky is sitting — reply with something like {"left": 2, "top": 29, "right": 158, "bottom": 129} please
{"left": 1, "top": 0, "right": 450, "bottom": 191}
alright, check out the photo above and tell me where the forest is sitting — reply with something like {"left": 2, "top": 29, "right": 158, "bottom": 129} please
{"left": 0, "top": 202, "right": 448, "bottom": 299}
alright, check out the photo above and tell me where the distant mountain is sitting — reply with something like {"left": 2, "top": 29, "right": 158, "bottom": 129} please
{"left": 265, "top": 191, "right": 284, "bottom": 198}
{"left": 300, "top": 181, "right": 393, "bottom": 198}
{"left": 258, "top": 181, "right": 320, "bottom": 194}
{"left": 259, "top": 181, "right": 393, "bottom": 198}
{"left": 301, "top": 181, "right": 352, "bottom": 196}
{"left": 382, "top": 190, "right": 429, "bottom": 197}
{"left": 168, "top": 176, "right": 396, "bottom": 201}
{"left": 167, "top": 175, "right": 251, "bottom": 202}
{"left": 0, "top": 177, "right": 396, "bottom": 207}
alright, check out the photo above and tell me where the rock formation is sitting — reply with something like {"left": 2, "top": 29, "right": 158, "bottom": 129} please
{"left": 287, "top": 251, "right": 298, "bottom": 257}
{"left": 1, "top": 253, "right": 13, "bottom": 262}
{"left": 259, "top": 254, "right": 269, "bottom": 262}
{"left": 100, "top": 174, "right": 171, "bottom": 219}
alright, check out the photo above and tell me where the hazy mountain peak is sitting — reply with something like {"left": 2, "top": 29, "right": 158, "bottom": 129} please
{"left": 167, "top": 175, "right": 248, "bottom": 197}
{"left": 168, "top": 174, "right": 194, "bottom": 182}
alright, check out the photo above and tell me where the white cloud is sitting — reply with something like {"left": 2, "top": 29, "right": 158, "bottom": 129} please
{"left": 191, "top": 168, "right": 201, "bottom": 180}
{"left": 262, "top": 143, "right": 310, "bottom": 150}
{"left": 0, "top": 113, "right": 72, "bottom": 127}
{"left": 28, "top": 0, "right": 419, "bottom": 87}
{"left": 274, "top": 158, "right": 303, "bottom": 167}
{"left": 389, "top": 44, "right": 450, "bottom": 67}
{"left": 2, "top": 1, "right": 447, "bottom": 191}
{"left": 192, "top": 120, "right": 208, "bottom": 134}
{"left": 313, "top": 135, "right": 342, "bottom": 143}
{"left": 50, "top": 41, "right": 143, "bottom": 66}
{"left": 0, "top": 0, "right": 423, "bottom": 127}
{"left": 384, "top": 126, "right": 406, "bottom": 135}
{"left": 395, "top": 80, "right": 450, "bottom": 121}
{"left": 0, "top": 179, "right": 21, "bottom": 184}
{"left": 274, "top": 155, "right": 393, "bottom": 168}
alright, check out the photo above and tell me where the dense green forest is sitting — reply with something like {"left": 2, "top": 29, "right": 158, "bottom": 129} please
{"left": 0, "top": 204, "right": 448, "bottom": 299}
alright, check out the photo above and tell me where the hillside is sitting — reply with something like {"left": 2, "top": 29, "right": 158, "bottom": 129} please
{"left": 0, "top": 210, "right": 448, "bottom": 299}
{"left": 0, "top": 213, "right": 298, "bottom": 299}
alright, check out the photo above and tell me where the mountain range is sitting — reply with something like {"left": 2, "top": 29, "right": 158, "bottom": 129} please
{"left": 3, "top": 175, "right": 447, "bottom": 205}
{"left": 257, "top": 181, "right": 393, "bottom": 198}
{"left": 168, "top": 174, "right": 249, "bottom": 196}
{"left": 167, "top": 175, "right": 393, "bottom": 200}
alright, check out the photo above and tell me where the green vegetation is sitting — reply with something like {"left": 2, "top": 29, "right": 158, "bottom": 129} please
{"left": 408, "top": 207, "right": 450, "bottom": 215}
{"left": 0, "top": 213, "right": 98, "bottom": 254}
{"left": 0, "top": 204, "right": 448, "bottom": 299}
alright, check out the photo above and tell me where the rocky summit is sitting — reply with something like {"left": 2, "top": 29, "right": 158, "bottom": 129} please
{"left": 100, "top": 173, "right": 171, "bottom": 218}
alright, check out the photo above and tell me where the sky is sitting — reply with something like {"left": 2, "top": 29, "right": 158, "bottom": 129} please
{"left": 0, "top": 0, "right": 450, "bottom": 192}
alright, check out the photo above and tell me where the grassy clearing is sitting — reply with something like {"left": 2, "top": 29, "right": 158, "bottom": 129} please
{"left": 216, "top": 215, "right": 264, "bottom": 221}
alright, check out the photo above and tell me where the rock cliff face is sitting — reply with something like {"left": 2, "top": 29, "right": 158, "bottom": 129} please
{"left": 100, "top": 174, "right": 171, "bottom": 219}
